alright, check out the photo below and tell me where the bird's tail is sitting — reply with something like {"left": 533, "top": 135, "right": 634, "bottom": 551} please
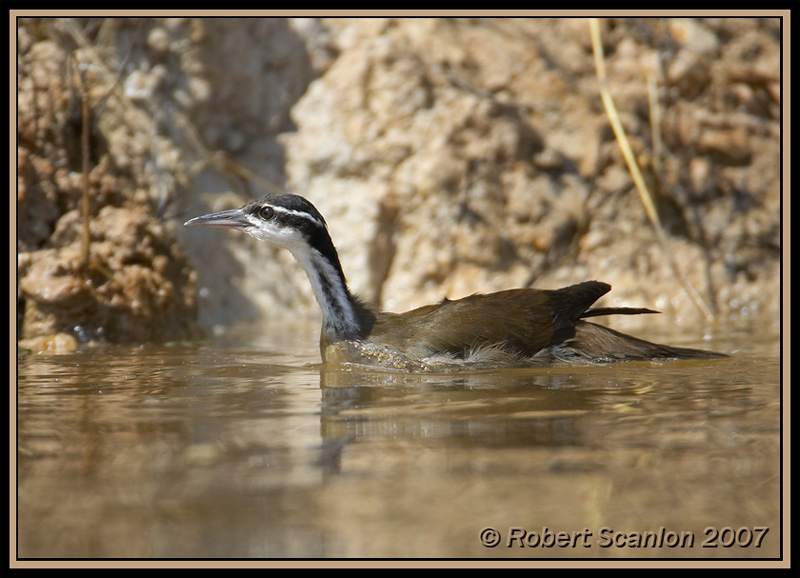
{"left": 554, "top": 321, "right": 727, "bottom": 363}
{"left": 580, "top": 306, "right": 659, "bottom": 319}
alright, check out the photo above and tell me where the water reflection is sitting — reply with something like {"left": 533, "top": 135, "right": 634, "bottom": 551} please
{"left": 317, "top": 358, "right": 770, "bottom": 452}
{"left": 16, "top": 334, "right": 781, "bottom": 560}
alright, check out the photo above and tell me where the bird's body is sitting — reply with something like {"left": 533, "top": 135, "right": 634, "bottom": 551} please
{"left": 186, "top": 193, "right": 725, "bottom": 370}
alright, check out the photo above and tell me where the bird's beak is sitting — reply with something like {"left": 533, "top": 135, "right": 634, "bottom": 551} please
{"left": 184, "top": 207, "right": 250, "bottom": 230}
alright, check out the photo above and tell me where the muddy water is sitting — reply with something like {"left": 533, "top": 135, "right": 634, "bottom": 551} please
{"left": 16, "top": 325, "right": 782, "bottom": 560}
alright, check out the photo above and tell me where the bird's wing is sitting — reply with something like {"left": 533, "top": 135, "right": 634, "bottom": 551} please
{"left": 382, "top": 290, "right": 556, "bottom": 357}
{"left": 372, "top": 281, "right": 612, "bottom": 359}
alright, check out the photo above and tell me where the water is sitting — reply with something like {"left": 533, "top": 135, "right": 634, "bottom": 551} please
{"left": 16, "top": 324, "right": 782, "bottom": 560}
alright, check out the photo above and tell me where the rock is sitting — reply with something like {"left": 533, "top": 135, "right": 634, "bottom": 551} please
{"left": 18, "top": 205, "right": 199, "bottom": 343}
{"left": 16, "top": 17, "right": 783, "bottom": 342}
{"left": 17, "top": 19, "right": 201, "bottom": 344}
{"left": 18, "top": 332, "right": 79, "bottom": 354}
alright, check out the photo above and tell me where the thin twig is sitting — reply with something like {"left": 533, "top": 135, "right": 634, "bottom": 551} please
{"left": 647, "top": 75, "right": 663, "bottom": 180}
{"left": 72, "top": 58, "right": 92, "bottom": 269}
{"left": 589, "top": 18, "right": 714, "bottom": 321}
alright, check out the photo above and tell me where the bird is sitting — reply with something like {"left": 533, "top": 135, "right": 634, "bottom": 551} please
{"left": 185, "top": 193, "right": 726, "bottom": 370}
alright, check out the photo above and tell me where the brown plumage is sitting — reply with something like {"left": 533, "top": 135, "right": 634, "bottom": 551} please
{"left": 186, "top": 194, "right": 726, "bottom": 370}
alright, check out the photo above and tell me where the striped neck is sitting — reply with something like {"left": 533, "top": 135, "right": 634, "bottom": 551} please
{"left": 290, "top": 242, "right": 364, "bottom": 341}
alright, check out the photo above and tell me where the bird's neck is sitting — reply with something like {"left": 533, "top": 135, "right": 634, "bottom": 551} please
{"left": 290, "top": 245, "right": 369, "bottom": 341}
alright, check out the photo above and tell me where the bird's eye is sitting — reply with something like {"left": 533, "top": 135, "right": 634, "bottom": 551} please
{"left": 258, "top": 206, "right": 275, "bottom": 221}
